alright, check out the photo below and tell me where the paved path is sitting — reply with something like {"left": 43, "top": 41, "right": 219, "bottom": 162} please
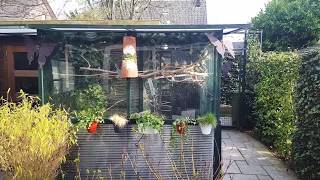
{"left": 222, "top": 130, "right": 298, "bottom": 180}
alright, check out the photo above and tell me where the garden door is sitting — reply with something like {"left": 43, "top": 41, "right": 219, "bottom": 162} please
{"left": 3, "top": 45, "right": 38, "bottom": 100}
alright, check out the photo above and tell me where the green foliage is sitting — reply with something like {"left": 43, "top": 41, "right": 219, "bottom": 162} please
{"left": 221, "top": 56, "right": 239, "bottom": 105}
{"left": 52, "top": 84, "right": 107, "bottom": 129}
{"left": 0, "top": 92, "right": 76, "bottom": 180}
{"left": 196, "top": 113, "right": 217, "bottom": 127}
{"left": 170, "top": 117, "right": 196, "bottom": 148}
{"left": 292, "top": 46, "right": 320, "bottom": 179}
{"left": 130, "top": 111, "right": 164, "bottom": 133}
{"left": 248, "top": 40, "right": 299, "bottom": 158}
{"left": 252, "top": 0, "right": 320, "bottom": 51}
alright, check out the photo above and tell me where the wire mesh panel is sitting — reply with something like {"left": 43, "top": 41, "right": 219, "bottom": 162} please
{"left": 39, "top": 29, "right": 222, "bottom": 179}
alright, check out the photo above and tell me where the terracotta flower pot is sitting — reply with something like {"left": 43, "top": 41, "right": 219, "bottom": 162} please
{"left": 120, "top": 36, "right": 138, "bottom": 78}
{"left": 176, "top": 122, "right": 187, "bottom": 135}
{"left": 87, "top": 121, "right": 99, "bottom": 134}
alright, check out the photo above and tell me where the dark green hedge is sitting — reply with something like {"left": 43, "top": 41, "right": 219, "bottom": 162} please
{"left": 292, "top": 46, "right": 320, "bottom": 180}
{"left": 247, "top": 40, "right": 299, "bottom": 158}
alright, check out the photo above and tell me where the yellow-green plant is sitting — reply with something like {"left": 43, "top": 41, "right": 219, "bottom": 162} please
{"left": 0, "top": 92, "right": 76, "bottom": 180}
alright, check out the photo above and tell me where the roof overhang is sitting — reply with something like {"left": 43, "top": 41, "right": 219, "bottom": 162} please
{"left": 0, "top": 26, "right": 37, "bottom": 36}
{"left": 0, "top": 20, "right": 250, "bottom": 37}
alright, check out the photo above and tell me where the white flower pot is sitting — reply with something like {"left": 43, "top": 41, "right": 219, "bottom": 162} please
{"left": 199, "top": 124, "right": 212, "bottom": 135}
{"left": 138, "top": 126, "right": 158, "bottom": 135}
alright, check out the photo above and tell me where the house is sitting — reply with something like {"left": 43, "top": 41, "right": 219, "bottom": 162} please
{"left": 135, "top": 0, "right": 207, "bottom": 24}
{"left": 0, "top": 0, "right": 56, "bottom": 20}
{"left": 57, "top": 0, "right": 207, "bottom": 24}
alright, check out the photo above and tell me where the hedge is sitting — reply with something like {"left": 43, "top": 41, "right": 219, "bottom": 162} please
{"left": 292, "top": 46, "right": 320, "bottom": 180}
{"left": 247, "top": 40, "right": 299, "bottom": 158}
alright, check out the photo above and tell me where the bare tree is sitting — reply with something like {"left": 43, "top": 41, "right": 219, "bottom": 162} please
{"left": 67, "top": 0, "right": 164, "bottom": 20}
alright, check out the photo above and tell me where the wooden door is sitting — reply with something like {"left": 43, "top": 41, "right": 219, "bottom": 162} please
{"left": 4, "top": 45, "right": 38, "bottom": 100}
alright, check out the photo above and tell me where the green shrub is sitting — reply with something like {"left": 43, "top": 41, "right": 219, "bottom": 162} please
{"left": 51, "top": 84, "right": 107, "bottom": 129}
{"left": 292, "top": 46, "right": 320, "bottom": 179}
{"left": 248, "top": 40, "right": 299, "bottom": 158}
{"left": 0, "top": 92, "right": 76, "bottom": 180}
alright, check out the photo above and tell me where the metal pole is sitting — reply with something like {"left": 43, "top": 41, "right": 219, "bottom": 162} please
{"left": 213, "top": 48, "right": 222, "bottom": 179}
{"left": 41, "top": 67, "right": 44, "bottom": 105}
{"left": 127, "top": 78, "right": 131, "bottom": 118}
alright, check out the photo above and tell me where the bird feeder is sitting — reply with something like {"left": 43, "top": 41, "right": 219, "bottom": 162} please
{"left": 120, "top": 36, "right": 138, "bottom": 78}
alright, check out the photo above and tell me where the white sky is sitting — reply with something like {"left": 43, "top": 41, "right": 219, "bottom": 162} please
{"left": 49, "top": 0, "right": 271, "bottom": 24}
{"left": 207, "top": 0, "right": 270, "bottom": 24}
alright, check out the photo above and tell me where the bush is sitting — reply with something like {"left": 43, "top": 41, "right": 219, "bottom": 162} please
{"left": 248, "top": 40, "right": 299, "bottom": 158}
{"left": 51, "top": 84, "right": 107, "bottom": 129}
{"left": 292, "top": 46, "right": 320, "bottom": 179}
{"left": 0, "top": 92, "right": 76, "bottom": 179}
{"left": 252, "top": 0, "right": 320, "bottom": 51}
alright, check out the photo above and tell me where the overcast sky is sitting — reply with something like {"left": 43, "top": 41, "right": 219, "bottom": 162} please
{"left": 49, "top": 0, "right": 271, "bottom": 24}
{"left": 207, "top": 0, "right": 270, "bottom": 24}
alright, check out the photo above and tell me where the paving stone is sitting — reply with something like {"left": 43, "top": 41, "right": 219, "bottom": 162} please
{"left": 246, "top": 157, "right": 273, "bottom": 166}
{"left": 263, "top": 165, "right": 289, "bottom": 173}
{"left": 223, "top": 149, "right": 245, "bottom": 161}
{"left": 222, "top": 132, "right": 231, "bottom": 139}
{"left": 224, "top": 160, "right": 241, "bottom": 174}
{"left": 222, "top": 130, "right": 298, "bottom": 180}
{"left": 222, "top": 174, "right": 232, "bottom": 180}
{"left": 263, "top": 165, "right": 298, "bottom": 180}
{"left": 257, "top": 175, "right": 272, "bottom": 180}
{"left": 230, "top": 174, "right": 259, "bottom": 180}
{"left": 268, "top": 173, "right": 298, "bottom": 180}
{"left": 236, "top": 160, "right": 268, "bottom": 175}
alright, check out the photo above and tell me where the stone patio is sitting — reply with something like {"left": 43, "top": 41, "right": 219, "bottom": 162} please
{"left": 222, "top": 130, "right": 298, "bottom": 180}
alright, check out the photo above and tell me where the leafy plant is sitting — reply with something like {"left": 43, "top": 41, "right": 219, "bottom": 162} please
{"left": 292, "top": 46, "right": 320, "bottom": 180}
{"left": 196, "top": 113, "right": 217, "bottom": 127}
{"left": 247, "top": 39, "right": 299, "bottom": 158}
{"left": 52, "top": 84, "right": 107, "bottom": 129}
{"left": 130, "top": 111, "right": 164, "bottom": 133}
{"left": 0, "top": 92, "right": 76, "bottom": 179}
{"left": 252, "top": 0, "right": 320, "bottom": 51}
{"left": 170, "top": 117, "right": 196, "bottom": 148}
{"left": 123, "top": 54, "right": 137, "bottom": 61}
{"left": 221, "top": 55, "right": 239, "bottom": 105}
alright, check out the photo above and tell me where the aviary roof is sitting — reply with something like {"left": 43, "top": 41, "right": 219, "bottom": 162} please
{"left": 0, "top": 20, "right": 250, "bottom": 37}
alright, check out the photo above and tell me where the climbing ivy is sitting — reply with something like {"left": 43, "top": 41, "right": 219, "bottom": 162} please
{"left": 292, "top": 46, "right": 320, "bottom": 180}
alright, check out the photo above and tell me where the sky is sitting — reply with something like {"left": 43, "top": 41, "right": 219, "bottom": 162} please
{"left": 49, "top": 0, "right": 271, "bottom": 24}
{"left": 207, "top": 0, "right": 270, "bottom": 24}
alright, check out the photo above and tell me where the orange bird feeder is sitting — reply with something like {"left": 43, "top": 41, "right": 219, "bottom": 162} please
{"left": 121, "top": 36, "right": 138, "bottom": 78}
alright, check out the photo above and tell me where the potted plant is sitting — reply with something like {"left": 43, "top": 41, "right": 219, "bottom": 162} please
{"left": 196, "top": 113, "right": 217, "bottom": 135}
{"left": 109, "top": 114, "right": 128, "bottom": 133}
{"left": 76, "top": 109, "right": 105, "bottom": 134}
{"left": 130, "top": 111, "right": 164, "bottom": 134}
{"left": 173, "top": 117, "right": 190, "bottom": 135}
{"left": 120, "top": 36, "right": 138, "bottom": 78}
{"left": 71, "top": 84, "right": 107, "bottom": 134}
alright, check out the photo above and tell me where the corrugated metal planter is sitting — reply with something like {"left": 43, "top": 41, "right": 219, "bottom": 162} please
{"left": 62, "top": 124, "right": 215, "bottom": 179}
